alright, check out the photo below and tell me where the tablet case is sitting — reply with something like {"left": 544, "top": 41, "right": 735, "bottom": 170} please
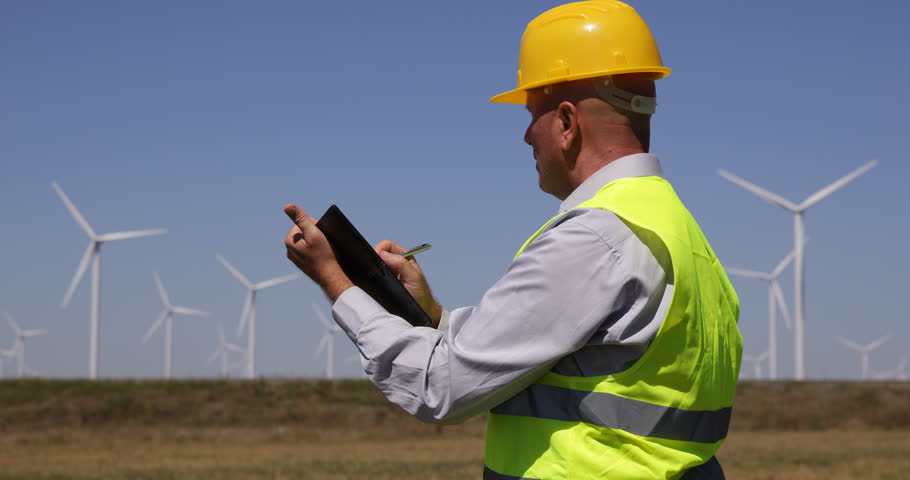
{"left": 316, "top": 205, "right": 432, "bottom": 327}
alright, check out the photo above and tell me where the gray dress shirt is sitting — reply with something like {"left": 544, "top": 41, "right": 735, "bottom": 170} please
{"left": 332, "top": 153, "right": 671, "bottom": 424}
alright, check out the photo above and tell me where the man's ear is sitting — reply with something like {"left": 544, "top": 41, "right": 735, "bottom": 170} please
{"left": 556, "top": 101, "right": 579, "bottom": 151}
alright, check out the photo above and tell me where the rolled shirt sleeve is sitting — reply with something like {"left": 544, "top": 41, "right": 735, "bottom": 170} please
{"left": 331, "top": 207, "right": 670, "bottom": 424}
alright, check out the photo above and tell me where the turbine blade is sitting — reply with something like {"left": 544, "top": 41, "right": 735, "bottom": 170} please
{"left": 772, "top": 282, "right": 792, "bottom": 330}
{"left": 799, "top": 160, "right": 878, "bottom": 210}
{"left": 837, "top": 337, "right": 864, "bottom": 351}
{"left": 172, "top": 306, "right": 209, "bottom": 317}
{"left": 52, "top": 182, "right": 96, "bottom": 238}
{"left": 4, "top": 312, "right": 21, "bottom": 334}
{"left": 236, "top": 293, "right": 253, "bottom": 337}
{"left": 153, "top": 272, "right": 171, "bottom": 307}
{"left": 717, "top": 170, "right": 799, "bottom": 211}
{"left": 255, "top": 273, "right": 300, "bottom": 290}
{"left": 62, "top": 243, "right": 95, "bottom": 308}
{"left": 225, "top": 343, "right": 244, "bottom": 353}
{"left": 97, "top": 229, "right": 167, "bottom": 242}
{"left": 142, "top": 311, "right": 168, "bottom": 344}
{"left": 866, "top": 335, "right": 891, "bottom": 351}
{"left": 757, "top": 351, "right": 769, "bottom": 362}
{"left": 771, "top": 250, "right": 796, "bottom": 278}
{"left": 22, "top": 329, "right": 48, "bottom": 337}
{"left": 216, "top": 254, "right": 252, "bottom": 288}
{"left": 312, "top": 302, "right": 332, "bottom": 328}
{"left": 726, "top": 268, "right": 770, "bottom": 280}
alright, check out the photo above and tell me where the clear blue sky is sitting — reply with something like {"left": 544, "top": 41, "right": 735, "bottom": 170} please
{"left": 1, "top": 0, "right": 908, "bottom": 379}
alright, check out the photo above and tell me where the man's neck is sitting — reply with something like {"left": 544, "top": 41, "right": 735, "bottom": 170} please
{"left": 558, "top": 153, "right": 663, "bottom": 213}
{"left": 568, "top": 146, "right": 647, "bottom": 194}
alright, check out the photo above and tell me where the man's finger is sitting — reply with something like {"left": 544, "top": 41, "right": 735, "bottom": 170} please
{"left": 284, "top": 225, "right": 304, "bottom": 248}
{"left": 375, "top": 239, "right": 406, "bottom": 255}
{"left": 284, "top": 203, "right": 323, "bottom": 241}
{"left": 379, "top": 250, "right": 406, "bottom": 274}
{"left": 284, "top": 204, "right": 310, "bottom": 228}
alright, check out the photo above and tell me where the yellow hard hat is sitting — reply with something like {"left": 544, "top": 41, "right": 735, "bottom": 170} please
{"left": 491, "top": 0, "right": 670, "bottom": 104}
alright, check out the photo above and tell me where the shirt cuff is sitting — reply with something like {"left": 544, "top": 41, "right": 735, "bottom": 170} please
{"left": 331, "top": 287, "right": 388, "bottom": 341}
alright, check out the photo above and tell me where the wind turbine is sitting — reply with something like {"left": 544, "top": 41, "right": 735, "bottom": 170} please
{"left": 741, "top": 351, "right": 769, "bottom": 380}
{"left": 836, "top": 335, "right": 890, "bottom": 380}
{"left": 894, "top": 354, "right": 909, "bottom": 381}
{"left": 718, "top": 160, "right": 877, "bottom": 379}
{"left": 313, "top": 302, "right": 342, "bottom": 379}
{"left": 142, "top": 272, "right": 210, "bottom": 379}
{"left": 726, "top": 249, "right": 794, "bottom": 379}
{"left": 53, "top": 181, "right": 167, "bottom": 379}
{"left": 5, "top": 312, "right": 48, "bottom": 378}
{"left": 871, "top": 355, "right": 908, "bottom": 381}
{"left": 216, "top": 254, "right": 300, "bottom": 378}
{"left": 207, "top": 323, "right": 244, "bottom": 377}
{"left": 875, "top": 354, "right": 910, "bottom": 381}
{"left": 0, "top": 345, "right": 15, "bottom": 378}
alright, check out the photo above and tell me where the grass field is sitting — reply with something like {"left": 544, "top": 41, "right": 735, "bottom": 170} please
{"left": 0, "top": 380, "right": 908, "bottom": 479}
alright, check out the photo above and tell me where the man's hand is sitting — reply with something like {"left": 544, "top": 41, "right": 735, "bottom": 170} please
{"left": 283, "top": 204, "right": 353, "bottom": 302}
{"left": 374, "top": 239, "right": 443, "bottom": 327}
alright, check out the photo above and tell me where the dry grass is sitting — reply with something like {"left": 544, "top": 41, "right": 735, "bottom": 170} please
{"left": 2, "top": 428, "right": 909, "bottom": 479}
{"left": 0, "top": 380, "right": 908, "bottom": 479}
{"left": 720, "top": 431, "right": 910, "bottom": 480}
{"left": 0, "top": 427, "right": 485, "bottom": 479}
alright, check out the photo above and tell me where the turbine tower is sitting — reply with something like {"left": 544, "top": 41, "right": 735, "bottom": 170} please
{"left": 216, "top": 254, "right": 299, "bottom": 378}
{"left": 313, "top": 302, "right": 342, "bottom": 379}
{"left": 207, "top": 323, "right": 244, "bottom": 377}
{"left": 837, "top": 335, "right": 890, "bottom": 380}
{"left": 718, "top": 160, "right": 877, "bottom": 379}
{"left": 5, "top": 312, "right": 48, "bottom": 378}
{"left": 142, "top": 272, "right": 210, "bottom": 379}
{"left": 894, "top": 354, "right": 909, "bottom": 381}
{"left": 726, "top": 249, "right": 794, "bottom": 379}
{"left": 53, "top": 181, "right": 167, "bottom": 379}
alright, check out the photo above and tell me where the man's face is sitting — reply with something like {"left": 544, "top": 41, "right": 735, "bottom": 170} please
{"left": 524, "top": 89, "right": 569, "bottom": 199}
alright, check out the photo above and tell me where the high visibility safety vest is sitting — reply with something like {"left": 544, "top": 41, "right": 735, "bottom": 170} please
{"left": 484, "top": 176, "right": 743, "bottom": 480}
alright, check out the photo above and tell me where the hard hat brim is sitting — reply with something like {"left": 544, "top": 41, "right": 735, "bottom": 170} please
{"left": 489, "top": 67, "right": 671, "bottom": 105}
{"left": 489, "top": 88, "right": 527, "bottom": 104}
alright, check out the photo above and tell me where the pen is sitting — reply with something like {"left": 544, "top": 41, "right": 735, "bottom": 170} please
{"left": 400, "top": 243, "right": 432, "bottom": 258}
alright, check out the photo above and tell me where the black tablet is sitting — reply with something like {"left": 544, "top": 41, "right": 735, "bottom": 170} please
{"left": 316, "top": 205, "right": 432, "bottom": 327}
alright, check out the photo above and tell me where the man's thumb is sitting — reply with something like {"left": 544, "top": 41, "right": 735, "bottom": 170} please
{"left": 379, "top": 250, "right": 419, "bottom": 281}
{"left": 379, "top": 250, "right": 404, "bottom": 271}
{"left": 284, "top": 204, "right": 313, "bottom": 231}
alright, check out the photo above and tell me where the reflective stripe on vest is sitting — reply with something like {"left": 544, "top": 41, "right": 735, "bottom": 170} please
{"left": 484, "top": 176, "right": 742, "bottom": 480}
{"left": 492, "top": 383, "right": 731, "bottom": 444}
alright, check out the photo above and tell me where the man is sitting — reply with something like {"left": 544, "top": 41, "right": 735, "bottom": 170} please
{"left": 284, "top": 1, "right": 742, "bottom": 479}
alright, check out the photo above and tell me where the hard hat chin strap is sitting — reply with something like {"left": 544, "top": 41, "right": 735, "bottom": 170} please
{"left": 593, "top": 77, "right": 656, "bottom": 115}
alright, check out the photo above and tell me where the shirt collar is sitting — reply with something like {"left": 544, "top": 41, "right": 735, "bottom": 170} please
{"left": 558, "top": 153, "right": 664, "bottom": 213}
